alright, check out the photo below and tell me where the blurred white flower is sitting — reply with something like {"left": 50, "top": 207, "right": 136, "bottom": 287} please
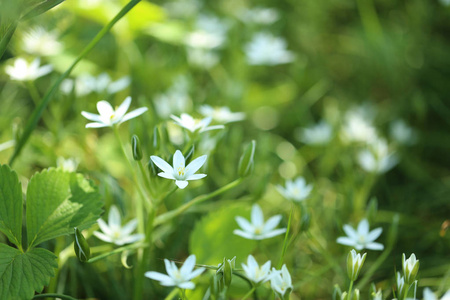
{"left": 57, "top": 157, "right": 79, "bottom": 172}
{"left": 237, "top": 7, "right": 279, "bottom": 24}
{"left": 298, "top": 121, "right": 333, "bottom": 145}
{"left": 234, "top": 204, "right": 286, "bottom": 240}
{"left": 245, "top": 33, "right": 295, "bottom": 66}
{"left": 61, "top": 73, "right": 130, "bottom": 96}
{"left": 402, "top": 253, "right": 419, "bottom": 284}
{"left": 154, "top": 77, "right": 192, "bottom": 118}
{"left": 22, "top": 27, "right": 63, "bottom": 56}
{"left": 347, "top": 249, "right": 366, "bottom": 281}
{"left": 276, "top": 177, "right": 313, "bottom": 202}
{"left": 81, "top": 97, "right": 147, "bottom": 128}
{"left": 171, "top": 113, "right": 224, "bottom": 133}
{"left": 5, "top": 58, "right": 52, "bottom": 81}
{"left": 93, "top": 205, "right": 144, "bottom": 246}
{"left": 270, "top": 265, "right": 293, "bottom": 299}
{"left": 199, "top": 105, "right": 245, "bottom": 123}
{"left": 186, "top": 48, "right": 220, "bottom": 69}
{"left": 150, "top": 150, "right": 207, "bottom": 189}
{"left": 439, "top": 0, "right": 450, "bottom": 6}
{"left": 337, "top": 219, "right": 384, "bottom": 251}
{"left": 184, "top": 15, "right": 229, "bottom": 49}
{"left": 145, "top": 254, "right": 205, "bottom": 289}
{"left": 397, "top": 272, "right": 406, "bottom": 297}
{"left": 390, "top": 120, "right": 417, "bottom": 145}
{"left": 423, "top": 288, "right": 450, "bottom": 300}
{"left": 357, "top": 138, "right": 398, "bottom": 174}
{"left": 163, "top": 0, "right": 201, "bottom": 18}
{"left": 340, "top": 108, "right": 378, "bottom": 144}
{"left": 241, "top": 255, "right": 272, "bottom": 284}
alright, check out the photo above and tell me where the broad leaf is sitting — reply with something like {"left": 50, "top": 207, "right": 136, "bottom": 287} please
{"left": 0, "top": 244, "right": 57, "bottom": 300}
{"left": 26, "top": 168, "right": 103, "bottom": 248}
{"left": 0, "top": 165, "right": 23, "bottom": 247}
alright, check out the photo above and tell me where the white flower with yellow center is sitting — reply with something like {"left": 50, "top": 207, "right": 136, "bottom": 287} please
{"left": 81, "top": 97, "right": 148, "bottom": 128}
{"left": 5, "top": 57, "right": 52, "bottom": 81}
{"left": 276, "top": 177, "right": 313, "bottom": 202}
{"left": 199, "top": 105, "right": 245, "bottom": 124}
{"left": 93, "top": 206, "right": 144, "bottom": 246}
{"left": 337, "top": 219, "right": 384, "bottom": 251}
{"left": 150, "top": 150, "right": 207, "bottom": 189}
{"left": 270, "top": 265, "right": 293, "bottom": 299}
{"left": 234, "top": 204, "right": 286, "bottom": 240}
{"left": 171, "top": 113, "right": 224, "bottom": 133}
{"left": 145, "top": 254, "right": 205, "bottom": 289}
{"left": 241, "top": 255, "right": 272, "bottom": 284}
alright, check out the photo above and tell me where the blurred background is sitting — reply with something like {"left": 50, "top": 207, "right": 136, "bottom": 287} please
{"left": 0, "top": 0, "right": 450, "bottom": 299}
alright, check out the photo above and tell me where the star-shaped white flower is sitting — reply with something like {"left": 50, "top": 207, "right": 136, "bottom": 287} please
{"left": 357, "top": 138, "right": 398, "bottom": 174}
{"left": 93, "top": 205, "right": 144, "bottom": 246}
{"left": 270, "top": 265, "right": 293, "bottom": 299}
{"left": 81, "top": 96, "right": 148, "bottom": 128}
{"left": 336, "top": 219, "right": 384, "bottom": 251}
{"left": 241, "top": 255, "right": 272, "bottom": 284}
{"left": 276, "top": 177, "right": 313, "bottom": 202}
{"left": 199, "top": 105, "right": 245, "bottom": 124}
{"left": 5, "top": 57, "right": 52, "bottom": 81}
{"left": 234, "top": 204, "right": 286, "bottom": 240}
{"left": 170, "top": 113, "right": 224, "bottom": 134}
{"left": 150, "top": 150, "right": 207, "bottom": 189}
{"left": 298, "top": 121, "right": 333, "bottom": 145}
{"left": 423, "top": 288, "right": 450, "bottom": 300}
{"left": 145, "top": 254, "right": 205, "bottom": 290}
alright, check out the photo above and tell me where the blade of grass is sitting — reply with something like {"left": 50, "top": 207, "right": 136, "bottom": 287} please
{"left": 0, "top": 21, "right": 17, "bottom": 60}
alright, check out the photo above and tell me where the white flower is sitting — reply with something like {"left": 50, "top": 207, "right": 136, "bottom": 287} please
{"left": 234, "top": 204, "right": 286, "bottom": 240}
{"left": 61, "top": 73, "right": 130, "bottom": 96}
{"left": 340, "top": 109, "right": 378, "bottom": 144}
{"left": 337, "top": 219, "right": 384, "bottom": 251}
{"left": 403, "top": 253, "right": 419, "bottom": 284}
{"left": 184, "top": 15, "right": 229, "bottom": 49}
{"left": 390, "top": 120, "right": 417, "bottom": 145}
{"left": 81, "top": 97, "right": 148, "bottom": 128}
{"left": 276, "top": 177, "right": 313, "bottom": 202}
{"left": 5, "top": 58, "right": 52, "bottom": 81}
{"left": 56, "top": 157, "right": 79, "bottom": 172}
{"left": 153, "top": 77, "right": 192, "bottom": 118}
{"left": 199, "top": 105, "right": 245, "bottom": 124}
{"left": 186, "top": 48, "right": 220, "bottom": 69}
{"left": 423, "top": 288, "right": 450, "bottom": 300}
{"left": 22, "top": 27, "right": 63, "bottom": 56}
{"left": 357, "top": 138, "right": 398, "bottom": 174}
{"left": 93, "top": 205, "right": 144, "bottom": 246}
{"left": 245, "top": 33, "right": 295, "bottom": 66}
{"left": 298, "top": 121, "right": 333, "bottom": 145}
{"left": 171, "top": 113, "right": 224, "bottom": 133}
{"left": 237, "top": 7, "right": 279, "bottom": 25}
{"left": 150, "top": 150, "right": 207, "bottom": 189}
{"left": 241, "top": 255, "right": 272, "bottom": 284}
{"left": 270, "top": 265, "right": 293, "bottom": 299}
{"left": 145, "top": 254, "right": 205, "bottom": 289}
{"left": 347, "top": 249, "right": 366, "bottom": 281}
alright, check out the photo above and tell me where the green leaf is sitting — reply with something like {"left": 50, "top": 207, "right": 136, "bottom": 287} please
{"left": 22, "top": 0, "right": 66, "bottom": 20}
{"left": 189, "top": 205, "right": 256, "bottom": 266}
{"left": 0, "top": 164, "right": 23, "bottom": 247}
{"left": 26, "top": 168, "right": 103, "bottom": 248}
{"left": 0, "top": 244, "right": 57, "bottom": 300}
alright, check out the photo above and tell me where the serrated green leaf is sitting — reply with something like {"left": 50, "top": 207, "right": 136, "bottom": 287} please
{"left": 189, "top": 205, "right": 256, "bottom": 266}
{"left": 26, "top": 168, "right": 103, "bottom": 248}
{"left": 0, "top": 244, "right": 57, "bottom": 300}
{"left": 0, "top": 164, "right": 23, "bottom": 248}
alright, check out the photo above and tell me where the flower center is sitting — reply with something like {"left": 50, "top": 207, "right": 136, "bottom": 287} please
{"left": 254, "top": 227, "right": 263, "bottom": 235}
{"left": 177, "top": 166, "right": 185, "bottom": 176}
{"left": 112, "top": 230, "right": 121, "bottom": 239}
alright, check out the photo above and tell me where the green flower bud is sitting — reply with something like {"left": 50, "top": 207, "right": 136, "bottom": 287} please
{"left": 131, "top": 135, "right": 142, "bottom": 161}
{"left": 402, "top": 253, "right": 419, "bottom": 285}
{"left": 238, "top": 140, "right": 256, "bottom": 177}
{"left": 353, "top": 289, "right": 360, "bottom": 300}
{"left": 341, "top": 291, "right": 349, "bottom": 300}
{"left": 332, "top": 284, "right": 343, "bottom": 300}
{"left": 184, "top": 145, "right": 195, "bottom": 165}
{"left": 217, "top": 256, "right": 235, "bottom": 289}
{"left": 74, "top": 227, "right": 90, "bottom": 262}
{"left": 347, "top": 249, "right": 367, "bottom": 281}
{"left": 396, "top": 272, "right": 405, "bottom": 298}
{"left": 151, "top": 126, "right": 160, "bottom": 152}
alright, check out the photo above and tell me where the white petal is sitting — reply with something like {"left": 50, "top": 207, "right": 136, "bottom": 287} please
{"left": 86, "top": 122, "right": 108, "bottom": 128}
{"left": 119, "top": 233, "right": 145, "bottom": 244}
{"left": 173, "top": 150, "right": 186, "bottom": 171}
{"left": 151, "top": 156, "right": 174, "bottom": 174}
{"left": 165, "top": 259, "right": 177, "bottom": 278}
{"left": 366, "top": 227, "right": 383, "bottom": 242}
{"left": 357, "top": 219, "right": 370, "bottom": 235}
{"left": 93, "top": 231, "right": 113, "bottom": 243}
{"left": 35, "top": 64, "right": 53, "bottom": 78}
{"left": 235, "top": 216, "right": 253, "bottom": 232}
{"left": 185, "top": 155, "right": 207, "bottom": 177}
{"left": 365, "top": 242, "right": 384, "bottom": 251}
{"left": 97, "top": 218, "right": 113, "bottom": 236}
{"left": 108, "top": 206, "right": 121, "bottom": 227}
{"left": 97, "top": 100, "right": 114, "bottom": 117}
{"left": 81, "top": 111, "right": 102, "bottom": 122}
{"left": 157, "top": 172, "right": 176, "bottom": 180}
{"left": 200, "top": 125, "right": 225, "bottom": 132}
{"left": 186, "top": 174, "right": 207, "bottom": 180}
{"left": 233, "top": 229, "right": 255, "bottom": 240}
{"left": 180, "top": 255, "right": 196, "bottom": 275}
{"left": 251, "top": 204, "right": 264, "bottom": 227}
{"left": 259, "top": 228, "right": 286, "bottom": 239}
{"left": 121, "top": 107, "right": 148, "bottom": 123}
{"left": 343, "top": 224, "right": 358, "bottom": 240}
{"left": 115, "top": 96, "right": 131, "bottom": 120}
{"left": 336, "top": 237, "right": 356, "bottom": 247}
{"left": 121, "top": 218, "right": 138, "bottom": 236}
{"left": 178, "top": 281, "right": 195, "bottom": 289}
{"left": 263, "top": 215, "right": 282, "bottom": 232}
{"left": 186, "top": 267, "right": 205, "bottom": 281}
{"left": 145, "top": 271, "right": 174, "bottom": 285}
{"left": 175, "top": 180, "right": 189, "bottom": 189}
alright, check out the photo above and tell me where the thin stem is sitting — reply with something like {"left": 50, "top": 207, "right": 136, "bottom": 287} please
{"left": 180, "top": 288, "right": 187, "bottom": 300}
{"left": 164, "top": 288, "right": 179, "bottom": 300}
{"left": 348, "top": 280, "right": 354, "bottom": 300}
{"left": 277, "top": 204, "right": 293, "bottom": 269}
{"left": 242, "top": 286, "right": 256, "bottom": 300}
{"left": 33, "top": 294, "right": 77, "bottom": 300}
{"left": 138, "top": 160, "right": 153, "bottom": 198}
{"left": 88, "top": 242, "right": 146, "bottom": 263}
{"left": 9, "top": 0, "right": 141, "bottom": 166}
{"left": 154, "top": 178, "right": 243, "bottom": 226}
{"left": 25, "top": 81, "right": 41, "bottom": 105}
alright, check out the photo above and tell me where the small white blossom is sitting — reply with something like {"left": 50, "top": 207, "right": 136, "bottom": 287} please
{"left": 423, "top": 288, "right": 450, "bottom": 300}
{"left": 298, "top": 121, "right": 333, "bottom": 145}
{"left": 270, "top": 265, "right": 293, "bottom": 299}
{"left": 276, "top": 177, "right": 313, "bottom": 202}
{"left": 234, "top": 204, "right": 286, "bottom": 240}
{"left": 22, "top": 27, "right": 63, "bottom": 56}
{"left": 237, "top": 7, "right": 279, "bottom": 25}
{"left": 150, "top": 150, "right": 207, "bottom": 189}
{"left": 145, "top": 254, "right": 205, "bottom": 289}
{"left": 245, "top": 33, "right": 295, "bottom": 66}
{"left": 81, "top": 97, "right": 147, "bottom": 128}
{"left": 340, "top": 108, "right": 378, "bottom": 144}
{"left": 390, "top": 120, "right": 417, "bottom": 145}
{"left": 241, "top": 255, "right": 272, "bottom": 284}
{"left": 93, "top": 206, "right": 144, "bottom": 246}
{"left": 154, "top": 77, "right": 192, "bottom": 118}
{"left": 171, "top": 113, "right": 224, "bottom": 133}
{"left": 403, "top": 253, "right": 420, "bottom": 284}
{"left": 337, "top": 219, "right": 384, "bottom": 251}
{"left": 5, "top": 58, "right": 52, "bottom": 81}
{"left": 357, "top": 138, "right": 398, "bottom": 174}
{"left": 186, "top": 48, "right": 220, "bottom": 69}
{"left": 184, "top": 15, "right": 229, "bottom": 49}
{"left": 199, "top": 105, "right": 245, "bottom": 124}
{"left": 56, "top": 157, "right": 79, "bottom": 172}
{"left": 61, "top": 73, "right": 130, "bottom": 96}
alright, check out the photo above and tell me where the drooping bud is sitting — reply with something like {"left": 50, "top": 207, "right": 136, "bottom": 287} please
{"left": 347, "top": 249, "right": 367, "bottom": 281}
{"left": 238, "top": 140, "right": 256, "bottom": 177}
{"left": 74, "top": 227, "right": 90, "bottom": 262}
{"left": 131, "top": 135, "right": 142, "bottom": 161}
{"left": 402, "top": 253, "right": 419, "bottom": 285}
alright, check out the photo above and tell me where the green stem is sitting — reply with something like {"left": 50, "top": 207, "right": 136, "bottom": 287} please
{"left": 164, "top": 288, "right": 179, "bottom": 300}
{"left": 9, "top": 0, "right": 141, "bottom": 166}
{"left": 25, "top": 81, "right": 41, "bottom": 105}
{"left": 88, "top": 242, "right": 146, "bottom": 263}
{"left": 154, "top": 178, "right": 243, "bottom": 226}
{"left": 277, "top": 205, "right": 293, "bottom": 269}
{"left": 348, "top": 280, "right": 354, "bottom": 300}
{"left": 0, "top": 21, "right": 17, "bottom": 60}
{"left": 180, "top": 288, "right": 187, "bottom": 300}
{"left": 242, "top": 286, "right": 256, "bottom": 300}
{"left": 138, "top": 160, "right": 153, "bottom": 196}
{"left": 33, "top": 294, "right": 77, "bottom": 300}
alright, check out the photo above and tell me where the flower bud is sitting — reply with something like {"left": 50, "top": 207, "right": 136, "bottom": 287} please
{"left": 217, "top": 256, "right": 235, "bottom": 289}
{"left": 402, "top": 253, "right": 419, "bottom": 285}
{"left": 347, "top": 249, "right": 367, "bottom": 281}
{"left": 238, "top": 140, "right": 256, "bottom": 177}
{"left": 131, "top": 135, "right": 142, "bottom": 161}
{"left": 332, "top": 284, "right": 343, "bottom": 300}
{"left": 353, "top": 288, "right": 360, "bottom": 300}
{"left": 341, "top": 292, "right": 349, "bottom": 300}
{"left": 151, "top": 126, "right": 160, "bottom": 152}
{"left": 184, "top": 145, "right": 195, "bottom": 165}
{"left": 74, "top": 227, "right": 90, "bottom": 262}
{"left": 396, "top": 272, "right": 405, "bottom": 298}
